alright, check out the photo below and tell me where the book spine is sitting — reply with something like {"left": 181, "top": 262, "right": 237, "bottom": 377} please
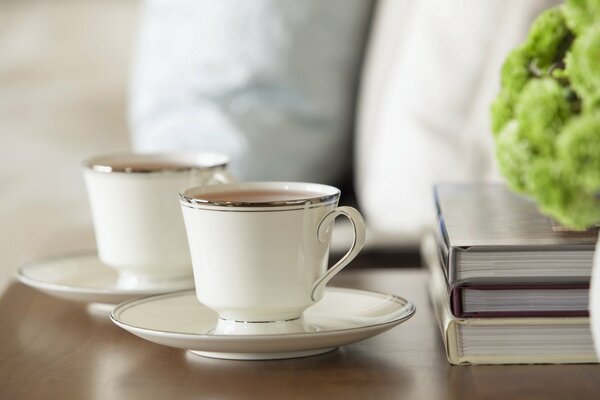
{"left": 449, "top": 287, "right": 463, "bottom": 317}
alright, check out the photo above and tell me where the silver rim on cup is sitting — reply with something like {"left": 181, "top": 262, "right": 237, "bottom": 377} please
{"left": 83, "top": 152, "right": 229, "bottom": 174}
{"left": 179, "top": 182, "right": 340, "bottom": 208}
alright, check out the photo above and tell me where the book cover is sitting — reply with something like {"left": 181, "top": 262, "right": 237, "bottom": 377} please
{"left": 435, "top": 183, "right": 597, "bottom": 284}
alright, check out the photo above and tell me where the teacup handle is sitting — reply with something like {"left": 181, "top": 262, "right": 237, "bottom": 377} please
{"left": 311, "top": 206, "right": 366, "bottom": 301}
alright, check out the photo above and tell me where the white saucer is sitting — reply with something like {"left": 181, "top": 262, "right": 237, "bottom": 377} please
{"left": 110, "top": 287, "right": 416, "bottom": 360}
{"left": 17, "top": 251, "right": 195, "bottom": 304}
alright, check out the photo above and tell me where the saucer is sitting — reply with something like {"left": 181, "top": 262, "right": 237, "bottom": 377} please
{"left": 17, "top": 251, "right": 195, "bottom": 304}
{"left": 110, "top": 287, "right": 416, "bottom": 360}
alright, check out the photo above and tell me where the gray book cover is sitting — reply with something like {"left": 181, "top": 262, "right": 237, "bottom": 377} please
{"left": 434, "top": 183, "right": 597, "bottom": 284}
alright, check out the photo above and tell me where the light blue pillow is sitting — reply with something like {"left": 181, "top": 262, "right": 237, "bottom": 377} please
{"left": 129, "top": 0, "right": 373, "bottom": 184}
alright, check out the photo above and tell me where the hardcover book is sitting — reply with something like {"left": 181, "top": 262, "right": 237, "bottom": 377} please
{"left": 448, "top": 283, "right": 589, "bottom": 318}
{"left": 423, "top": 235, "right": 597, "bottom": 365}
{"left": 426, "top": 234, "right": 590, "bottom": 317}
{"left": 435, "top": 183, "right": 597, "bottom": 285}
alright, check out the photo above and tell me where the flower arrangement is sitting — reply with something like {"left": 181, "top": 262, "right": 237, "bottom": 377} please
{"left": 491, "top": 0, "right": 600, "bottom": 229}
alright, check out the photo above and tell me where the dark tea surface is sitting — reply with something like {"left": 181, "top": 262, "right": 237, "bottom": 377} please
{"left": 193, "top": 189, "right": 323, "bottom": 203}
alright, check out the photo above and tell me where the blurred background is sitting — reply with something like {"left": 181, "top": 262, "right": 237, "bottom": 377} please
{"left": 0, "top": 0, "right": 556, "bottom": 291}
{"left": 0, "top": 0, "right": 135, "bottom": 291}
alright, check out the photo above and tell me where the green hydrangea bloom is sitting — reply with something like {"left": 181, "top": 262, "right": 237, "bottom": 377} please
{"left": 500, "top": 47, "right": 531, "bottom": 96}
{"left": 494, "top": 121, "right": 532, "bottom": 193}
{"left": 566, "top": 25, "right": 600, "bottom": 108}
{"left": 491, "top": 48, "right": 530, "bottom": 136}
{"left": 527, "top": 159, "right": 600, "bottom": 229}
{"left": 491, "top": 7, "right": 571, "bottom": 137}
{"left": 524, "top": 7, "right": 571, "bottom": 69}
{"left": 563, "top": 0, "right": 600, "bottom": 35}
{"left": 515, "top": 78, "right": 572, "bottom": 155}
{"left": 491, "top": 91, "right": 513, "bottom": 136}
{"left": 490, "top": 2, "right": 600, "bottom": 228}
{"left": 558, "top": 112, "right": 600, "bottom": 192}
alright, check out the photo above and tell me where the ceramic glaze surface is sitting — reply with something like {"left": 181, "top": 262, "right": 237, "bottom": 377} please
{"left": 84, "top": 153, "right": 231, "bottom": 281}
{"left": 183, "top": 202, "right": 334, "bottom": 321}
{"left": 17, "top": 251, "right": 195, "bottom": 304}
{"left": 110, "top": 287, "right": 417, "bottom": 360}
{"left": 180, "top": 182, "right": 366, "bottom": 330}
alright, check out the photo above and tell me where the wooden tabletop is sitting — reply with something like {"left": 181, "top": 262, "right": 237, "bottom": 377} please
{"left": 1, "top": 267, "right": 599, "bottom": 400}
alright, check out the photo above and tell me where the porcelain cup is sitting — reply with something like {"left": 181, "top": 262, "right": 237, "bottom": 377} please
{"left": 84, "top": 152, "right": 233, "bottom": 287}
{"left": 180, "top": 181, "right": 366, "bottom": 335}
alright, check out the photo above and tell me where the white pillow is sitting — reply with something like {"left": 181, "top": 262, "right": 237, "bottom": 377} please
{"left": 355, "top": 0, "right": 558, "bottom": 245}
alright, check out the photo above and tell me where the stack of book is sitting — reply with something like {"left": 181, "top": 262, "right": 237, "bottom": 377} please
{"left": 424, "top": 183, "right": 598, "bottom": 365}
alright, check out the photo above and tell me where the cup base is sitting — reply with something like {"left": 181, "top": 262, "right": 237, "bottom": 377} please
{"left": 211, "top": 316, "right": 316, "bottom": 335}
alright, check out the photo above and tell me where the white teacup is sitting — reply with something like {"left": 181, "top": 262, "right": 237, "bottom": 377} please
{"left": 83, "top": 152, "right": 233, "bottom": 287}
{"left": 179, "top": 181, "right": 366, "bottom": 335}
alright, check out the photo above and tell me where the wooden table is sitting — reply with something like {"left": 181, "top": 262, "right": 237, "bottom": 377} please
{"left": 1, "top": 267, "right": 599, "bottom": 400}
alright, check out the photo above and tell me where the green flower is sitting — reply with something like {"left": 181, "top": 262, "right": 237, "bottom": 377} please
{"left": 495, "top": 121, "right": 532, "bottom": 193}
{"left": 491, "top": 91, "right": 513, "bottom": 136}
{"left": 524, "top": 7, "right": 571, "bottom": 70}
{"left": 527, "top": 159, "right": 600, "bottom": 229}
{"left": 491, "top": 7, "right": 571, "bottom": 136}
{"left": 490, "top": 2, "right": 600, "bottom": 228}
{"left": 563, "top": 0, "right": 600, "bottom": 35}
{"left": 515, "top": 78, "right": 573, "bottom": 155}
{"left": 566, "top": 25, "right": 600, "bottom": 109}
{"left": 557, "top": 112, "right": 600, "bottom": 193}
